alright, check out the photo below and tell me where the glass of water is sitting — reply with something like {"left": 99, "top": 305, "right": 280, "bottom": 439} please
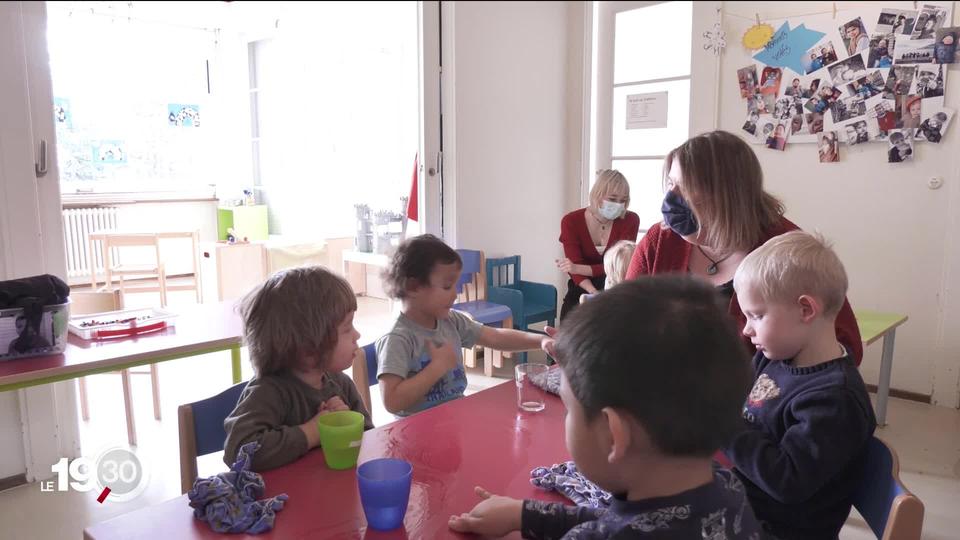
{"left": 515, "top": 363, "right": 549, "bottom": 412}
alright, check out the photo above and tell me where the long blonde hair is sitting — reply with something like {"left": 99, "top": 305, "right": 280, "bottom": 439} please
{"left": 664, "top": 131, "right": 783, "bottom": 252}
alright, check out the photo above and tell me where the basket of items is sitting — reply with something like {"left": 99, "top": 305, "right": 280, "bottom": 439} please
{"left": 0, "top": 274, "right": 71, "bottom": 361}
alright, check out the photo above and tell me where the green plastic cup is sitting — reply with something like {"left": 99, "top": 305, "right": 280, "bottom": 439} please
{"left": 317, "top": 410, "right": 364, "bottom": 469}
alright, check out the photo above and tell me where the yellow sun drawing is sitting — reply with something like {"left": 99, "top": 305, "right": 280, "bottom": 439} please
{"left": 742, "top": 24, "right": 775, "bottom": 50}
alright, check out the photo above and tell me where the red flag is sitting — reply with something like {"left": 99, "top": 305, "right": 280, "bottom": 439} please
{"left": 407, "top": 153, "right": 419, "bottom": 222}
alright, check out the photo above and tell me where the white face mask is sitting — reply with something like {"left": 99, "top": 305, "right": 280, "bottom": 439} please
{"left": 598, "top": 200, "right": 625, "bottom": 220}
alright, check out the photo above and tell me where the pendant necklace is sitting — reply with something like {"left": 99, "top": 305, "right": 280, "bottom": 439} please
{"left": 697, "top": 245, "right": 732, "bottom": 276}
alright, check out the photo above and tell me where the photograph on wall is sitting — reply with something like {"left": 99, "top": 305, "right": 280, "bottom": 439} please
{"left": 839, "top": 18, "right": 870, "bottom": 57}
{"left": 805, "top": 112, "right": 825, "bottom": 135}
{"left": 167, "top": 104, "right": 201, "bottom": 127}
{"left": 828, "top": 53, "right": 867, "bottom": 85}
{"left": 738, "top": 65, "right": 759, "bottom": 98}
{"left": 742, "top": 110, "right": 761, "bottom": 136}
{"left": 754, "top": 115, "right": 777, "bottom": 145}
{"left": 916, "top": 65, "right": 945, "bottom": 98}
{"left": 843, "top": 120, "right": 871, "bottom": 145}
{"left": 817, "top": 131, "right": 840, "bottom": 162}
{"left": 897, "top": 94, "right": 923, "bottom": 129}
{"left": 802, "top": 41, "right": 839, "bottom": 74}
{"left": 911, "top": 4, "right": 948, "bottom": 40}
{"left": 782, "top": 76, "right": 805, "bottom": 97}
{"left": 914, "top": 107, "right": 954, "bottom": 143}
{"left": 846, "top": 71, "right": 885, "bottom": 99}
{"left": 805, "top": 85, "right": 842, "bottom": 114}
{"left": 934, "top": 28, "right": 959, "bottom": 64}
{"left": 887, "top": 129, "right": 914, "bottom": 162}
{"left": 759, "top": 67, "right": 783, "bottom": 96}
{"left": 92, "top": 141, "right": 126, "bottom": 164}
{"left": 868, "top": 98, "right": 898, "bottom": 138}
{"left": 765, "top": 121, "right": 790, "bottom": 151}
{"left": 883, "top": 65, "right": 917, "bottom": 98}
{"left": 53, "top": 97, "right": 72, "bottom": 129}
{"left": 798, "top": 74, "right": 822, "bottom": 98}
{"left": 866, "top": 34, "right": 896, "bottom": 67}
{"left": 895, "top": 43, "right": 936, "bottom": 64}
{"left": 876, "top": 8, "right": 917, "bottom": 35}
{"left": 830, "top": 95, "right": 867, "bottom": 124}
{"left": 747, "top": 92, "right": 776, "bottom": 115}
{"left": 774, "top": 95, "right": 804, "bottom": 120}
{"left": 789, "top": 113, "right": 805, "bottom": 135}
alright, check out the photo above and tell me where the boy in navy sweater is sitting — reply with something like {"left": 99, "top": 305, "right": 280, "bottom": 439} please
{"left": 724, "top": 231, "right": 877, "bottom": 539}
{"left": 449, "top": 277, "right": 763, "bottom": 539}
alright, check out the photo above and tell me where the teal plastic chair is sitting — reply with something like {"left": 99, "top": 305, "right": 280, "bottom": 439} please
{"left": 486, "top": 256, "right": 557, "bottom": 363}
{"left": 851, "top": 436, "right": 924, "bottom": 539}
{"left": 178, "top": 380, "right": 248, "bottom": 494}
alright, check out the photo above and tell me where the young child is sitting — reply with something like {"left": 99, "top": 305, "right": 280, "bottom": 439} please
{"left": 377, "top": 234, "right": 551, "bottom": 416}
{"left": 579, "top": 240, "right": 636, "bottom": 303}
{"left": 723, "top": 231, "right": 877, "bottom": 539}
{"left": 223, "top": 266, "right": 373, "bottom": 472}
{"left": 448, "top": 276, "right": 760, "bottom": 538}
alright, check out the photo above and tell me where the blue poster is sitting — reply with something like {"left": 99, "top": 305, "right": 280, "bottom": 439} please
{"left": 92, "top": 141, "right": 126, "bottom": 164}
{"left": 167, "top": 103, "right": 201, "bottom": 127}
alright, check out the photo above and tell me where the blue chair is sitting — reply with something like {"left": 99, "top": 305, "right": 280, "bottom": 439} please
{"left": 851, "top": 436, "right": 924, "bottom": 540}
{"left": 351, "top": 343, "right": 379, "bottom": 414}
{"left": 177, "top": 380, "right": 248, "bottom": 494}
{"left": 453, "top": 249, "right": 514, "bottom": 376}
{"left": 486, "top": 256, "right": 557, "bottom": 363}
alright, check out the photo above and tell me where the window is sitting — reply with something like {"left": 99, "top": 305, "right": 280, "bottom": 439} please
{"left": 593, "top": 1, "right": 695, "bottom": 230}
{"left": 46, "top": 5, "right": 219, "bottom": 194}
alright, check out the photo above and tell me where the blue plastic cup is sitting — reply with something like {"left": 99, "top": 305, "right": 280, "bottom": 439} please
{"left": 357, "top": 458, "right": 413, "bottom": 531}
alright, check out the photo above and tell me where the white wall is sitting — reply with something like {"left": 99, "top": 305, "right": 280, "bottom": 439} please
{"left": 444, "top": 1, "right": 577, "bottom": 295}
{"left": 719, "top": 2, "right": 960, "bottom": 404}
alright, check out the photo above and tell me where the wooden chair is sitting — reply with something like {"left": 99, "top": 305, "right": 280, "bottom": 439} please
{"left": 454, "top": 249, "right": 513, "bottom": 376}
{"left": 177, "top": 380, "right": 248, "bottom": 494}
{"left": 96, "top": 232, "right": 169, "bottom": 306}
{"left": 852, "top": 436, "right": 924, "bottom": 540}
{"left": 72, "top": 289, "right": 162, "bottom": 446}
{"left": 351, "top": 343, "right": 379, "bottom": 415}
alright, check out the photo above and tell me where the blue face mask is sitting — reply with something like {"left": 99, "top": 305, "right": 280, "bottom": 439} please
{"left": 661, "top": 189, "right": 699, "bottom": 237}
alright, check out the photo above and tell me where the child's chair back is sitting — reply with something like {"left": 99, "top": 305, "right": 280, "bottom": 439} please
{"left": 178, "top": 381, "right": 248, "bottom": 494}
{"left": 350, "top": 343, "right": 378, "bottom": 414}
{"left": 852, "top": 436, "right": 924, "bottom": 540}
{"left": 456, "top": 249, "right": 486, "bottom": 302}
{"left": 486, "top": 256, "right": 521, "bottom": 289}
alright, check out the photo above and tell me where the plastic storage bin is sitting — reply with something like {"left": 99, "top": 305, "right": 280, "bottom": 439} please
{"left": 0, "top": 302, "right": 71, "bottom": 360}
{"left": 68, "top": 307, "right": 176, "bottom": 340}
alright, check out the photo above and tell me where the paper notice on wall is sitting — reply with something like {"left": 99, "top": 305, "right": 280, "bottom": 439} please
{"left": 626, "top": 92, "right": 668, "bottom": 129}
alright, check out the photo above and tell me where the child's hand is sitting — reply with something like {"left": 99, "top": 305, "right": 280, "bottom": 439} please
{"left": 541, "top": 326, "right": 558, "bottom": 359}
{"left": 448, "top": 486, "right": 523, "bottom": 536}
{"left": 319, "top": 396, "right": 349, "bottom": 414}
{"left": 425, "top": 340, "right": 458, "bottom": 373}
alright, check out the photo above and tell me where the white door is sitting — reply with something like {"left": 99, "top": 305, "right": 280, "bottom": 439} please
{"left": 420, "top": 0, "right": 442, "bottom": 238}
{"left": 0, "top": 0, "right": 79, "bottom": 482}
{"left": 593, "top": 0, "right": 720, "bottom": 231}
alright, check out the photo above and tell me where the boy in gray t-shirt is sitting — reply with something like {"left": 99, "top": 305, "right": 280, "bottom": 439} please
{"left": 377, "top": 235, "right": 554, "bottom": 416}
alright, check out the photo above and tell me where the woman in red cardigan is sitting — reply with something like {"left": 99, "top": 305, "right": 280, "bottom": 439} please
{"left": 557, "top": 169, "right": 640, "bottom": 320}
{"left": 625, "top": 131, "right": 863, "bottom": 364}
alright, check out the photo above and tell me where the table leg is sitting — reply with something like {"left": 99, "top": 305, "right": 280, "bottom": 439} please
{"left": 231, "top": 346, "right": 243, "bottom": 384}
{"left": 121, "top": 369, "right": 137, "bottom": 447}
{"left": 876, "top": 329, "right": 896, "bottom": 427}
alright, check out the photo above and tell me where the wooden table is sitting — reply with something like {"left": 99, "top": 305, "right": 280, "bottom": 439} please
{"left": 342, "top": 250, "right": 390, "bottom": 298}
{"left": 855, "top": 310, "right": 908, "bottom": 427}
{"left": 0, "top": 302, "right": 244, "bottom": 445}
{"left": 83, "top": 380, "right": 568, "bottom": 539}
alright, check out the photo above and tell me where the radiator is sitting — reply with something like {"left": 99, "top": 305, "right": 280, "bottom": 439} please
{"left": 62, "top": 207, "right": 119, "bottom": 280}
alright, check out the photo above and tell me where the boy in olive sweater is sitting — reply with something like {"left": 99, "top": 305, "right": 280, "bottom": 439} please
{"left": 223, "top": 266, "right": 373, "bottom": 472}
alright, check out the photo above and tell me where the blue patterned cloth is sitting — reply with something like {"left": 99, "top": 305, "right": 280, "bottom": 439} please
{"left": 188, "top": 442, "right": 288, "bottom": 534}
{"left": 531, "top": 461, "right": 613, "bottom": 508}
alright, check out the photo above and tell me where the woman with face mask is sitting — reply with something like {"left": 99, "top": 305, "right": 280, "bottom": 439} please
{"left": 556, "top": 169, "right": 639, "bottom": 320}
{"left": 625, "top": 130, "right": 864, "bottom": 365}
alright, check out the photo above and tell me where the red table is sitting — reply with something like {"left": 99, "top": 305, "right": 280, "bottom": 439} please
{"left": 83, "top": 380, "right": 569, "bottom": 539}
